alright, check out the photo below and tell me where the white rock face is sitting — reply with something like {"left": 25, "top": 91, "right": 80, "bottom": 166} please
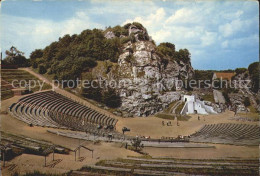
{"left": 95, "top": 24, "right": 194, "bottom": 117}
{"left": 104, "top": 31, "right": 116, "bottom": 39}
{"left": 115, "top": 38, "right": 194, "bottom": 116}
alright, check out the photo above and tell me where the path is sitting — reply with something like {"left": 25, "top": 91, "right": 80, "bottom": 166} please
{"left": 47, "top": 129, "right": 214, "bottom": 148}
{"left": 169, "top": 100, "right": 182, "bottom": 114}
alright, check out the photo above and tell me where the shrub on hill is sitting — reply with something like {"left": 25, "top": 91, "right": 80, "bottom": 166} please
{"left": 244, "top": 97, "right": 251, "bottom": 107}
{"left": 235, "top": 67, "right": 247, "bottom": 74}
{"left": 157, "top": 42, "right": 175, "bottom": 57}
{"left": 29, "top": 29, "right": 121, "bottom": 85}
{"left": 38, "top": 65, "right": 47, "bottom": 74}
{"left": 132, "top": 22, "right": 144, "bottom": 29}
{"left": 248, "top": 62, "right": 259, "bottom": 93}
{"left": 2, "top": 46, "right": 30, "bottom": 68}
{"left": 110, "top": 25, "right": 129, "bottom": 37}
{"left": 103, "top": 88, "right": 122, "bottom": 108}
{"left": 194, "top": 70, "right": 213, "bottom": 80}
{"left": 156, "top": 43, "right": 190, "bottom": 64}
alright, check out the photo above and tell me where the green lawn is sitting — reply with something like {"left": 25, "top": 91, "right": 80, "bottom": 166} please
{"left": 155, "top": 113, "right": 176, "bottom": 120}
{"left": 163, "top": 101, "right": 177, "bottom": 113}
{"left": 175, "top": 102, "right": 185, "bottom": 114}
{"left": 202, "top": 93, "right": 215, "bottom": 103}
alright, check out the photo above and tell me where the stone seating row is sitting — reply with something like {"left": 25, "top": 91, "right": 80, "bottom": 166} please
{"left": 9, "top": 91, "right": 118, "bottom": 131}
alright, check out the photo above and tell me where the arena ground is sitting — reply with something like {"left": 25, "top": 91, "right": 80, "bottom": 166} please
{"left": 1, "top": 93, "right": 259, "bottom": 175}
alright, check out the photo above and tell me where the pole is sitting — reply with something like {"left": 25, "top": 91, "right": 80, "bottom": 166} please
{"left": 3, "top": 151, "right": 5, "bottom": 167}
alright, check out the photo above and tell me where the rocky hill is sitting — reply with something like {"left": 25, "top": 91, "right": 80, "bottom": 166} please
{"left": 29, "top": 22, "right": 195, "bottom": 117}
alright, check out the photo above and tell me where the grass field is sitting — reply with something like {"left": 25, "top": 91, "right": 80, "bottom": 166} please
{"left": 202, "top": 93, "right": 215, "bottom": 103}
{"left": 237, "top": 105, "right": 259, "bottom": 121}
{"left": 155, "top": 113, "right": 175, "bottom": 120}
{"left": 175, "top": 102, "right": 185, "bottom": 114}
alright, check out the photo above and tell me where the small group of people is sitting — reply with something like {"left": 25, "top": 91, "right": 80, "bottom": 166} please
{"left": 162, "top": 120, "right": 172, "bottom": 126}
{"left": 198, "top": 115, "right": 206, "bottom": 121}
{"left": 136, "top": 135, "right": 150, "bottom": 139}
{"left": 162, "top": 120, "right": 180, "bottom": 126}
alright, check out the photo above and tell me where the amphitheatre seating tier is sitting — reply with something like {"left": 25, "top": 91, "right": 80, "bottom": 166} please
{"left": 1, "top": 69, "right": 52, "bottom": 101}
{"left": 190, "top": 123, "right": 260, "bottom": 146}
{"left": 72, "top": 157, "right": 259, "bottom": 176}
{"left": 9, "top": 91, "right": 118, "bottom": 135}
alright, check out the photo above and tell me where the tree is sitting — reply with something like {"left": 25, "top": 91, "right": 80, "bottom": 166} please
{"left": 30, "top": 49, "right": 43, "bottom": 61}
{"left": 157, "top": 42, "right": 175, "bottom": 57}
{"left": 175, "top": 49, "right": 191, "bottom": 63}
{"left": 244, "top": 97, "right": 251, "bottom": 107}
{"left": 222, "top": 90, "right": 230, "bottom": 104}
{"left": 3, "top": 46, "right": 29, "bottom": 67}
{"left": 248, "top": 62, "right": 259, "bottom": 93}
{"left": 131, "top": 137, "right": 144, "bottom": 152}
{"left": 235, "top": 68, "right": 247, "bottom": 75}
{"left": 103, "top": 88, "right": 121, "bottom": 108}
{"left": 132, "top": 22, "right": 144, "bottom": 29}
{"left": 38, "top": 65, "right": 47, "bottom": 74}
{"left": 81, "top": 77, "right": 102, "bottom": 102}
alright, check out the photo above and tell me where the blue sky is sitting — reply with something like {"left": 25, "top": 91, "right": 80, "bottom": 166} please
{"left": 1, "top": 0, "right": 259, "bottom": 70}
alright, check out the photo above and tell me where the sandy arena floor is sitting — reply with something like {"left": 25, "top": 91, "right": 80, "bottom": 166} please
{"left": 1, "top": 95, "right": 259, "bottom": 175}
{"left": 116, "top": 111, "right": 258, "bottom": 139}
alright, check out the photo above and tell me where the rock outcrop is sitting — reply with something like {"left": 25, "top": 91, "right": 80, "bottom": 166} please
{"left": 97, "top": 23, "right": 194, "bottom": 116}
{"left": 231, "top": 72, "right": 259, "bottom": 113}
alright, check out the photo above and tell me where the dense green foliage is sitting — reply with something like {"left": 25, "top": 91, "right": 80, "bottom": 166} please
{"left": 194, "top": 70, "right": 214, "bottom": 87}
{"left": 107, "top": 25, "right": 128, "bottom": 37}
{"left": 243, "top": 97, "right": 251, "bottom": 107}
{"left": 38, "top": 65, "right": 47, "bottom": 74}
{"left": 103, "top": 88, "right": 122, "bottom": 108}
{"left": 131, "top": 137, "right": 144, "bottom": 152}
{"left": 156, "top": 43, "right": 190, "bottom": 63}
{"left": 235, "top": 68, "right": 247, "bottom": 74}
{"left": 175, "top": 49, "right": 191, "bottom": 63}
{"left": 29, "top": 29, "right": 123, "bottom": 85}
{"left": 2, "top": 46, "right": 29, "bottom": 68}
{"left": 248, "top": 62, "right": 259, "bottom": 92}
{"left": 222, "top": 90, "right": 231, "bottom": 104}
{"left": 132, "top": 22, "right": 144, "bottom": 29}
{"left": 157, "top": 42, "right": 175, "bottom": 57}
{"left": 81, "top": 76, "right": 121, "bottom": 108}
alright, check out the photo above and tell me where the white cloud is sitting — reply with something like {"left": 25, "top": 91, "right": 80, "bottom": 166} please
{"left": 228, "top": 34, "right": 258, "bottom": 48}
{"left": 123, "top": 7, "right": 166, "bottom": 32}
{"left": 221, "top": 10, "right": 244, "bottom": 20}
{"left": 221, "top": 40, "right": 229, "bottom": 48}
{"left": 201, "top": 32, "right": 217, "bottom": 47}
{"left": 1, "top": 0, "right": 258, "bottom": 69}
{"left": 219, "top": 19, "right": 252, "bottom": 37}
{"left": 2, "top": 12, "right": 103, "bottom": 56}
{"left": 166, "top": 8, "right": 202, "bottom": 25}
{"left": 151, "top": 30, "right": 171, "bottom": 43}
